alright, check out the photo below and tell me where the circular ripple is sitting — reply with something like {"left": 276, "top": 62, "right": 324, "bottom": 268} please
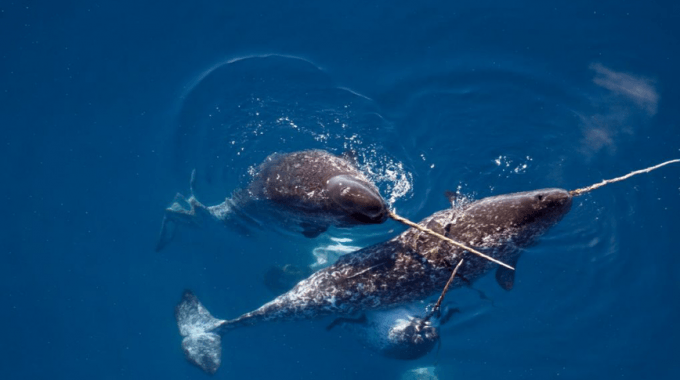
{"left": 170, "top": 54, "right": 413, "bottom": 207}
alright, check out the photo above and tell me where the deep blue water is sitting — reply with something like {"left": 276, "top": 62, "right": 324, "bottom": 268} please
{"left": 2, "top": 0, "right": 680, "bottom": 379}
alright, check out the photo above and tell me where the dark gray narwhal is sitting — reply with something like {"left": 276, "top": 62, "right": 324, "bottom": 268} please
{"left": 176, "top": 188, "right": 572, "bottom": 373}
{"left": 157, "top": 149, "right": 388, "bottom": 250}
{"left": 324, "top": 293, "right": 460, "bottom": 361}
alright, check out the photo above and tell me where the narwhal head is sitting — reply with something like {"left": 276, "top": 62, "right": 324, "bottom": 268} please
{"left": 459, "top": 188, "right": 572, "bottom": 244}
{"left": 381, "top": 316, "right": 440, "bottom": 360}
{"left": 326, "top": 174, "right": 388, "bottom": 224}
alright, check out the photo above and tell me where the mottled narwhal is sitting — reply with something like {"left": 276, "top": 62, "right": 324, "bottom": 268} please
{"left": 325, "top": 300, "right": 460, "bottom": 360}
{"left": 176, "top": 188, "right": 573, "bottom": 373}
{"left": 157, "top": 150, "right": 388, "bottom": 250}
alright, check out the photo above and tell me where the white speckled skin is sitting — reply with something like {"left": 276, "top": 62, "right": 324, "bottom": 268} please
{"left": 157, "top": 150, "right": 387, "bottom": 250}
{"left": 176, "top": 188, "right": 572, "bottom": 373}
{"left": 352, "top": 306, "right": 442, "bottom": 360}
{"left": 253, "top": 151, "right": 365, "bottom": 209}
{"left": 219, "top": 188, "right": 572, "bottom": 330}
{"left": 248, "top": 150, "right": 388, "bottom": 226}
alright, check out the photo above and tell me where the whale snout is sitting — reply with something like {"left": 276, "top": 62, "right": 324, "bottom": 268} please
{"left": 512, "top": 188, "right": 572, "bottom": 226}
{"left": 534, "top": 188, "right": 572, "bottom": 216}
{"left": 354, "top": 201, "right": 388, "bottom": 224}
{"left": 327, "top": 175, "right": 388, "bottom": 224}
{"left": 383, "top": 319, "right": 439, "bottom": 360}
{"left": 477, "top": 188, "right": 573, "bottom": 230}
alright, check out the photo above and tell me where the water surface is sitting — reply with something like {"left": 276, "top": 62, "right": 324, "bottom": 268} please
{"left": 2, "top": 1, "right": 679, "bottom": 379}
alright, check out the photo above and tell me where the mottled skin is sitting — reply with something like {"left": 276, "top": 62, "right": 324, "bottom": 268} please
{"left": 250, "top": 150, "right": 387, "bottom": 226}
{"left": 221, "top": 188, "right": 571, "bottom": 328}
{"left": 157, "top": 150, "right": 387, "bottom": 250}
{"left": 328, "top": 305, "right": 456, "bottom": 360}
{"left": 176, "top": 188, "right": 572, "bottom": 373}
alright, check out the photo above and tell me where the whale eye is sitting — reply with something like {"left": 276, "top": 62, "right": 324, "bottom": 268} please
{"left": 537, "top": 194, "right": 544, "bottom": 201}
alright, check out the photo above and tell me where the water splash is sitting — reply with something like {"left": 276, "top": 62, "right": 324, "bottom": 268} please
{"left": 356, "top": 147, "right": 414, "bottom": 207}
{"left": 171, "top": 55, "right": 414, "bottom": 207}
{"left": 400, "top": 366, "right": 438, "bottom": 380}
{"left": 493, "top": 155, "right": 533, "bottom": 176}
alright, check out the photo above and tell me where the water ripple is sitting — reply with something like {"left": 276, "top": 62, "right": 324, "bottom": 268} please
{"left": 169, "top": 54, "right": 413, "bottom": 209}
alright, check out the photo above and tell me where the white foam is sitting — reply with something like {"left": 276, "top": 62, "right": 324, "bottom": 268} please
{"left": 356, "top": 148, "right": 414, "bottom": 206}
{"left": 311, "top": 238, "right": 361, "bottom": 269}
{"left": 400, "top": 366, "right": 438, "bottom": 380}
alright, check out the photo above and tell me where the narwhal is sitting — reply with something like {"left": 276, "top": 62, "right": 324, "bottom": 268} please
{"left": 157, "top": 149, "right": 389, "bottom": 251}
{"left": 325, "top": 259, "right": 465, "bottom": 361}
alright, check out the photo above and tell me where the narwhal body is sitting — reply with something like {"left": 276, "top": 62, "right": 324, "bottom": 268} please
{"left": 176, "top": 188, "right": 573, "bottom": 373}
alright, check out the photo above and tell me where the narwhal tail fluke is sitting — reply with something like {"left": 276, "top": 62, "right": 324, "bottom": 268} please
{"left": 175, "top": 290, "right": 227, "bottom": 374}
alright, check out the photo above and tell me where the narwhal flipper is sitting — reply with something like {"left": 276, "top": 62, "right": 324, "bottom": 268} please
{"left": 175, "top": 290, "right": 226, "bottom": 374}
{"left": 495, "top": 255, "right": 519, "bottom": 291}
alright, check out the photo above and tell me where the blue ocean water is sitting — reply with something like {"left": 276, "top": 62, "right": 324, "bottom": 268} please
{"left": 2, "top": 0, "right": 679, "bottom": 379}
